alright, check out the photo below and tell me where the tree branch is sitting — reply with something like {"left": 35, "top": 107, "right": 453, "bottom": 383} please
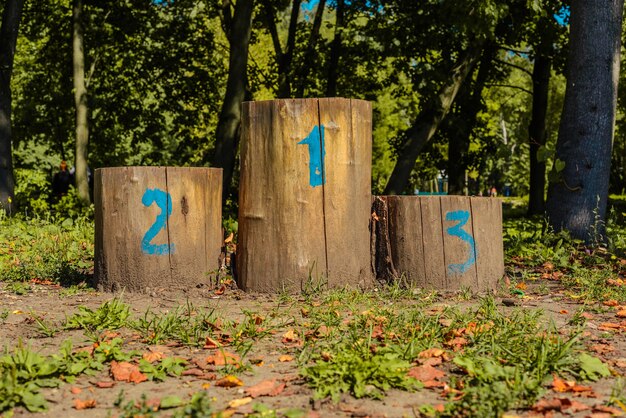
{"left": 494, "top": 58, "right": 532, "bottom": 77}
{"left": 261, "top": 0, "right": 283, "bottom": 59}
{"left": 486, "top": 83, "right": 532, "bottom": 96}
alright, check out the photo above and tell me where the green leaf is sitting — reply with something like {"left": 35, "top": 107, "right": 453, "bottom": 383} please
{"left": 554, "top": 159, "right": 566, "bottom": 173}
{"left": 160, "top": 395, "right": 183, "bottom": 409}
{"left": 577, "top": 353, "right": 610, "bottom": 381}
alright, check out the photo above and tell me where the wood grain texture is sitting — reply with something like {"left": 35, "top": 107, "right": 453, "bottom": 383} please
{"left": 94, "top": 167, "right": 222, "bottom": 292}
{"left": 319, "top": 98, "right": 373, "bottom": 288}
{"left": 238, "top": 98, "right": 373, "bottom": 292}
{"left": 441, "top": 195, "right": 477, "bottom": 291}
{"left": 377, "top": 195, "right": 503, "bottom": 293}
{"left": 471, "top": 197, "right": 504, "bottom": 291}
{"left": 238, "top": 99, "right": 326, "bottom": 292}
{"left": 386, "top": 196, "right": 426, "bottom": 286}
{"left": 419, "top": 196, "right": 446, "bottom": 289}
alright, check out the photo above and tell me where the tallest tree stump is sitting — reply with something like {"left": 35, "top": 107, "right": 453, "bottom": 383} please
{"left": 238, "top": 98, "right": 373, "bottom": 292}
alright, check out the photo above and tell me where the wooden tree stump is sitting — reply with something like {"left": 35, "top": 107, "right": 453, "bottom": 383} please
{"left": 372, "top": 195, "right": 504, "bottom": 292}
{"left": 238, "top": 98, "right": 373, "bottom": 292}
{"left": 94, "top": 167, "right": 223, "bottom": 292}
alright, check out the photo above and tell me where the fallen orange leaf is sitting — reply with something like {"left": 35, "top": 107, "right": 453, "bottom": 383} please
{"left": 228, "top": 397, "right": 252, "bottom": 408}
{"left": 604, "top": 300, "right": 619, "bottom": 307}
{"left": 110, "top": 361, "right": 148, "bottom": 383}
{"left": 407, "top": 365, "right": 445, "bottom": 382}
{"left": 93, "top": 381, "right": 115, "bottom": 389}
{"left": 278, "top": 355, "right": 294, "bottom": 362}
{"left": 418, "top": 348, "right": 445, "bottom": 359}
{"left": 70, "top": 387, "right": 82, "bottom": 395}
{"left": 204, "top": 337, "right": 221, "bottom": 349}
{"left": 215, "top": 375, "right": 243, "bottom": 388}
{"left": 282, "top": 329, "right": 298, "bottom": 343}
{"left": 617, "top": 310, "right": 626, "bottom": 318}
{"left": 206, "top": 351, "right": 240, "bottom": 366}
{"left": 142, "top": 351, "right": 164, "bottom": 363}
{"left": 73, "top": 399, "right": 96, "bottom": 410}
{"left": 244, "top": 379, "right": 286, "bottom": 398}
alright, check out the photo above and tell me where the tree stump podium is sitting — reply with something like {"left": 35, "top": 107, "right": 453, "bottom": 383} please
{"left": 238, "top": 98, "right": 373, "bottom": 292}
{"left": 94, "top": 167, "right": 223, "bottom": 292}
{"left": 372, "top": 195, "right": 504, "bottom": 292}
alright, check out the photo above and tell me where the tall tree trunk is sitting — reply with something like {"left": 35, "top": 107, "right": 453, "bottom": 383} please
{"left": 546, "top": 0, "right": 624, "bottom": 242}
{"left": 0, "top": 0, "right": 25, "bottom": 213}
{"left": 295, "top": 0, "right": 326, "bottom": 97}
{"left": 211, "top": 0, "right": 254, "bottom": 199}
{"left": 384, "top": 43, "right": 483, "bottom": 195}
{"left": 527, "top": 41, "right": 552, "bottom": 216}
{"left": 262, "top": 0, "right": 301, "bottom": 98}
{"left": 325, "top": 0, "right": 344, "bottom": 97}
{"left": 447, "top": 44, "right": 494, "bottom": 195}
{"left": 73, "top": 0, "right": 90, "bottom": 204}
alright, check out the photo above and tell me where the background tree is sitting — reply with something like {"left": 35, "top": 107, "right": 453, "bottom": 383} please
{"left": 211, "top": 0, "right": 254, "bottom": 201}
{"left": 546, "top": 0, "right": 624, "bottom": 242}
{"left": 0, "top": 0, "right": 25, "bottom": 212}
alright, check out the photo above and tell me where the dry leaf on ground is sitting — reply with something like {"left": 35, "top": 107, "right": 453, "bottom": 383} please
{"left": 110, "top": 361, "right": 148, "bottom": 383}
{"left": 73, "top": 399, "right": 96, "bottom": 410}
{"left": 407, "top": 364, "right": 445, "bottom": 382}
{"left": 244, "top": 379, "right": 286, "bottom": 398}
{"left": 215, "top": 375, "right": 243, "bottom": 388}
{"left": 206, "top": 351, "right": 240, "bottom": 366}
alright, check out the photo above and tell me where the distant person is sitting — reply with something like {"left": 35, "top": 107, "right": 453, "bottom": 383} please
{"left": 51, "top": 160, "right": 72, "bottom": 200}
{"left": 490, "top": 186, "right": 498, "bottom": 197}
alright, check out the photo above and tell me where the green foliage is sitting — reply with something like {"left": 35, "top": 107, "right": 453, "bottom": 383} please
{"left": 171, "top": 392, "right": 215, "bottom": 418}
{"left": 302, "top": 349, "right": 420, "bottom": 401}
{"left": 64, "top": 299, "right": 131, "bottom": 333}
{"left": 0, "top": 215, "right": 93, "bottom": 285}
{"left": 139, "top": 357, "right": 187, "bottom": 381}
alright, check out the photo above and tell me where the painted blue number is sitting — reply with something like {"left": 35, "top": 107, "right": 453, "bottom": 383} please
{"left": 141, "top": 188, "right": 175, "bottom": 255}
{"left": 297, "top": 125, "right": 326, "bottom": 187}
{"left": 445, "top": 210, "right": 476, "bottom": 274}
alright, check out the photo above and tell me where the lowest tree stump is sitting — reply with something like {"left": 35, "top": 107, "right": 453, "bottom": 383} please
{"left": 94, "top": 167, "right": 223, "bottom": 292}
{"left": 372, "top": 195, "right": 504, "bottom": 292}
{"left": 238, "top": 98, "right": 373, "bottom": 292}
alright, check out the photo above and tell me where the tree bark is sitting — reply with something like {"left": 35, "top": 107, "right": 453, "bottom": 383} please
{"left": 546, "top": 0, "right": 624, "bottom": 243}
{"left": 295, "top": 0, "right": 326, "bottom": 97}
{"left": 73, "top": 0, "right": 91, "bottom": 204}
{"left": 383, "top": 43, "right": 483, "bottom": 195}
{"left": 527, "top": 40, "right": 552, "bottom": 216}
{"left": 261, "top": 0, "right": 301, "bottom": 98}
{"left": 325, "top": 0, "right": 344, "bottom": 97}
{"left": 0, "top": 0, "right": 25, "bottom": 213}
{"left": 447, "top": 45, "right": 494, "bottom": 195}
{"left": 211, "top": 0, "right": 254, "bottom": 200}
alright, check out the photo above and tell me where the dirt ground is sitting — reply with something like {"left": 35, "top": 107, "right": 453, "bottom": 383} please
{"left": 1, "top": 280, "right": 626, "bottom": 418}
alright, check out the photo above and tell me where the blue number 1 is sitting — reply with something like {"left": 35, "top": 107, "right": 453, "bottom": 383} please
{"left": 445, "top": 210, "right": 476, "bottom": 274}
{"left": 141, "top": 188, "right": 175, "bottom": 255}
{"left": 297, "top": 125, "right": 326, "bottom": 187}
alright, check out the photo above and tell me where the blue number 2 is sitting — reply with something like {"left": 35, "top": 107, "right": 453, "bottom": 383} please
{"left": 141, "top": 188, "right": 175, "bottom": 255}
{"left": 445, "top": 210, "right": 476, "bottom": 274}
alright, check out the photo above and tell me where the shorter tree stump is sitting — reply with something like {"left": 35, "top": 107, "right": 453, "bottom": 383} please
{"left": 94, "top": 167, "right": 223, "bottom": 292}
{"left": 372, "top": 195, "right": 504, "bottom": 292}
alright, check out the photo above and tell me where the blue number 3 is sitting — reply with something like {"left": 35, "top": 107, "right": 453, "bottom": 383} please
{"left": 445, "top": 210, "right": 476, "bottom": 274}
{"left": 141, "top": 188, "right": 175, "bottom": 255}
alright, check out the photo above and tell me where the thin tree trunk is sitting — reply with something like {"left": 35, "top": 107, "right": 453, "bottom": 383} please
{"left": 295, "top": 0, "right": 326, "bottom": 97}
{"left": 211, "top": 0, "right": 254, "bottom": 199}
{"left": 546, "top": 0, "right": 624, "bottom": 242}
{"left": 384, "top": 43, "right": 483, "bottom": 195}
{"left": 0, "top": 0, "right": 25, "bottom": 213}
{"left": 447, "top": 45, "right": 494, "bottom": 195}
{"left": 73, "top": 0, "right": 90, "bottom": 204}
{"left": 527, "top": 42, "right": 551, "bottom": 216}
{"left": 325, "top": 0, "right": 344, "bottom": 97}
